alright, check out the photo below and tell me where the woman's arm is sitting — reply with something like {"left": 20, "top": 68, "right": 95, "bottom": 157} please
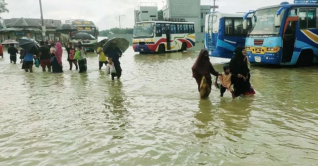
{"left": 209, "top": 63, "right": 220, "bottom": 76}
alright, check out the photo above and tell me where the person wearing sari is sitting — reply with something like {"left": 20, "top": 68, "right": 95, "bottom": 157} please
{"left": 51, "top": 42, "right": 63, "bottom": 73}
{"left": 229, "top": 46, "right": 255, "bottom": 98}
{"left": 192, "top": 49, "right": 220, "bottom": 98}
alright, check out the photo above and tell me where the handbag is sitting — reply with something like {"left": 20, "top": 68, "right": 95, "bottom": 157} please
{"left": 35, "top": 58, "right": 40, "bottom": 68}
{"left": 110, "top": 65, "right": 116, "bottom": 74}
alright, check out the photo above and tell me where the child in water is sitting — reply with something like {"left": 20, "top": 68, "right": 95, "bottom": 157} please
{"left": 215, "top": 65, "right": 237, "bottom": 98}
{"left": 106, "top": 58, "right": 117, "bottom": 80}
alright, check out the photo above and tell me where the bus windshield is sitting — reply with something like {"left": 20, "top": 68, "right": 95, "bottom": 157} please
{"left": 250, "top": 7, "right": 283, "bottom": 35}
{"left": 133, "top": 22, "right": 155, "bottom": 38}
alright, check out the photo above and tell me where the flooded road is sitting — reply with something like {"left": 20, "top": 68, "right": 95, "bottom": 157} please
{"left": 0, "top": 45, "right": 318, "bottom": 166}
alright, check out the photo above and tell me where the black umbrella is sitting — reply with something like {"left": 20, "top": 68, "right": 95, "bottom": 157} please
{"left": 18, "top": 37, "right": 40, "bottom": 55}
{"left": 72, "top": 32, "right": 96, "bottom": 40}
{"left": 56, "top": 24, "right": 78, "bottom": 33}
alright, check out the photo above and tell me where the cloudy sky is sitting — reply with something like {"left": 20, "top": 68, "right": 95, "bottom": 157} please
{"left": 1, "top": 0, "right": 293, "bottom": 30}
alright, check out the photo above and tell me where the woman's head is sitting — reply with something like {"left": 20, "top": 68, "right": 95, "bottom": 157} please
{"left": 108, "top": 58, "right": 113, "bottom": 63}
{"left": 234, "top": 46, "right": 245, "bottom": 59}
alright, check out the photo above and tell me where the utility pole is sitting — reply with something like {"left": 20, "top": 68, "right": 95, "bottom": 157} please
{"left": 39, "top": 0, "right": 45, "bottom": 41}
{"left": 211, "top": 0, "right": 218, "bottom": 12}
{"left": 118, "top": 15, "right": 125, "bottom": 29}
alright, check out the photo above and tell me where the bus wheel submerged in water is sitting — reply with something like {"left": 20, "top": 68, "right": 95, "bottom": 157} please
{"left": 158, "top": 44, "right": 165, "bottom": 53}
{"left": 296, "top": 49, "right": 314, "bottom": 67}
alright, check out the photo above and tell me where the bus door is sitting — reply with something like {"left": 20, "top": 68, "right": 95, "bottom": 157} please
{"left": 282, "top": 17, "right": 298, "bottom": 63}
{"left": 164, "top": 24, "right": 171, "bottom": 50}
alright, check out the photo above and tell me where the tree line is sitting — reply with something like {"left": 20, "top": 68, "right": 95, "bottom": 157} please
{"left": 99, "top": 28, "right": 134, "bottom": 36}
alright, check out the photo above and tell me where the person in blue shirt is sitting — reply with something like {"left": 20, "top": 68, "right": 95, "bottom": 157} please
{"left": 23, "top": 51, "right": 35, "bottom": 72}
{"left": 104, "top": 41, "right": 122, "bottom": 79}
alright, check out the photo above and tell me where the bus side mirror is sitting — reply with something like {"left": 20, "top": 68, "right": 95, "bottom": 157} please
{"left": 275, "top": 14, "right": 281, "bottom": 27}
{"left": 243, "top": 20, "right": 247, "bottom": 30}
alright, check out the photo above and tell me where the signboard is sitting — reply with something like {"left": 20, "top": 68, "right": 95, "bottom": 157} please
{"left": 77, "top": 27, "right": 92, "bottom": 31}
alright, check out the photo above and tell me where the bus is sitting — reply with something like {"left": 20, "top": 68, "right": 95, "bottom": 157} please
{"left": 205, "top": 12, "right": 252, "bottom": 58}
{"left": 242, "top": 0, "right": 318, "bottom": 66}
{"left": 132, "top": 19, "right": 195, "bottom": 53}
{"left": 66, "top": 20, "right": 99, "bottom": 51}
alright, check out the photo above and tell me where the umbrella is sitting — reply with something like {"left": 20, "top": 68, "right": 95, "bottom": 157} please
{"left": 56, "top": 23, "right": 78, "bottom": 32}
{"left": 72, "top": 32, "right": 96, "bottom": 40}
{"left": 96, "top": 38, "right": 108, "bottom": 48}
{"left": 18, "top": 37, "right": 40, "bottom": 55}
{"left": 1, "top": 40, "right": 19, "bottom": 45}
{"left": 103, "top": 38, "right": 129, "bottom": 53}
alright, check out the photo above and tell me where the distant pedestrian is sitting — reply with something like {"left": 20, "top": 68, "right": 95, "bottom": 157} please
{"left": 8, "top": 44, "right": 19, "bottom": 64}
{"left": 97, "top": 41, "right": 108, "bottom": 70}
{"left": 66, "top": 42, "right": 78, "bottom": 70}
{"left": 0, "top": 44, "right": 3, "bottom": 58}
{"left": 24, "top": 51, "right": 35, "bottom": 72}
{"left": 51, "top": 42, "right": 63, "bottom": 73}
{"left": 19, "top": 49, "right": 26, "bottom": 64}
{"left": 38, "top": 41, "right": 51, "bottom": 72}
{"left": 75, "top": 41, "right": 87, "bottom": 73}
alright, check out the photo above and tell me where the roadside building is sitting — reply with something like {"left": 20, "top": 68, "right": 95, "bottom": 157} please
{"left": 0, "top": 18, "right": 62, "bottom": 42}
{"left": 134, "top": 2, "right": 158, "bottom": 23}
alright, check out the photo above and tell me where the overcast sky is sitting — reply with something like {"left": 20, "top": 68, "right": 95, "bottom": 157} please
{"left": 1, "top": 0, "right": 293, "bottom": 30}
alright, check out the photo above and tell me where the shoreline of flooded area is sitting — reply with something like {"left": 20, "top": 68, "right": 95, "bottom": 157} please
{"left": 0, "top": 44, "right": 318, "bottom": 166}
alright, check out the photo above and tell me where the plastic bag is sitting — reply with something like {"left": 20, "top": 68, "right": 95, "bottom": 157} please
{"left": 110, "top": 65, "right": 116, "bottom": 74}
{"left": 74, "top": 50, "right": 81, "bottom": 60}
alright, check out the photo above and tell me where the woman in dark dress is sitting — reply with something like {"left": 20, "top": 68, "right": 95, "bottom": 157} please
{"left": 51, "top": 42, "right": 63, "bottom": 73}
{"left": 229, "top": 46, "right": 254, "bottom": 98}
{"left": 192, "top": 49, "right": 220, "bottom": 98}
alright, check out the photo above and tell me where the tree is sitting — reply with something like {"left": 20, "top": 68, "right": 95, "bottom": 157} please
{"left": 0, "top": 0, "right": 9, "bottom": 14}
{"left": 158, "top": 10, "right": 163, "bottom": 20}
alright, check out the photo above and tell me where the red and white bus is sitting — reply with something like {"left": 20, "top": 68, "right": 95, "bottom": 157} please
{"left": 133, "top": 19, "right": 196, "bottom": 53}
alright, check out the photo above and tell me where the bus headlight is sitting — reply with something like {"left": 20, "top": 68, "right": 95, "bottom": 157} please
{"left": 267, "top": 47, "right": 280, "bottom": 52}
{"left": 245, "top": 47, "right": 251, "bottom": 51}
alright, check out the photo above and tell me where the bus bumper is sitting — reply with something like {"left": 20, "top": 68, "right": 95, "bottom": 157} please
{"left": 133, "top": 44, "right": 157, "bottom": 53}
{"left": 247, "top": 52, "right": 281, "bottom": 65}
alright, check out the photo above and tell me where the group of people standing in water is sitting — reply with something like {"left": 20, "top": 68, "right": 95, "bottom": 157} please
{"left": 15, "top": 40, "right": 123, "bottom": 80}
{"left": 192, "top": 46, "right": 255, "bottom": 99}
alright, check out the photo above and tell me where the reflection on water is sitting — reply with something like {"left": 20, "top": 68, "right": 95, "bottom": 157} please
{"left": 0, "top": 45, "right": 318, "bottom": 165}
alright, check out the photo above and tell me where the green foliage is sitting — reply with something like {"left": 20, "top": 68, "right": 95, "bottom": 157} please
{"left": 158, "top": 10, "right": 163, "bottom": 20}
{"left": 99, "top": 28, "right": 133, "bottom": 36}
{"left": 0, "top": 0, "right": 9, "bottom": 14}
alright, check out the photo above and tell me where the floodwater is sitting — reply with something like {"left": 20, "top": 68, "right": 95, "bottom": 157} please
{"left": 0, "top": 43, "right": 318, "bottom": 166}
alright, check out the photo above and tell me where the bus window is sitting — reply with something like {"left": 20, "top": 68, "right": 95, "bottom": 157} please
{"left": 179, "top": 24, "right": 184, "bottom": 33}
{"left": 170, "top": 24, "right": 176, "bottom": 34}
{"left": 234, "top": 19, "right": 243, "bottom": 35}
{"left": 289, "top": 8, "right": 297, "bottom": 16}
{"left": 176, "top": 24, "right": 180, "bottom": 33}
{"left": 225, "top": 19, "right": 233, "bottom": 35}
{"left": 299, "top": 8, "right": 317, "bottom": 29}
{"left": 156, "top": 24, "right": 162, "bottom": 37}
{"left": 189, "top": 24, "right": 194, "bottom": 33}
{"left": 183, "top": 24, "right": 189, "bottom": 33}
{"left": 307, "top": 8, "right": 316, "bottom": 28}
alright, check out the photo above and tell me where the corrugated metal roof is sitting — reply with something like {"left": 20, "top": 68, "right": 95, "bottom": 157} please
{"left": 3, "top": 18, "right": 62, "bottom": 28}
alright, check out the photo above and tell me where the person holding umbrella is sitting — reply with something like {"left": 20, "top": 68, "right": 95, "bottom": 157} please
{"left": 18, "top": 37, "right": 40, "bottom": 72}
{"left": 24, "top": 48, "right": 36, "bottom": 73}
{"left": 104, "top": 40, "right": 123, "bottom": 79}
{"left": 0, "top": 44, "right": 3, "bottom": 58}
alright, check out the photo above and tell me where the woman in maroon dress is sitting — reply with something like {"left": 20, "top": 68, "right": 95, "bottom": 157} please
{"left": 192, "top": 49, "right": 220, "bottom": 98}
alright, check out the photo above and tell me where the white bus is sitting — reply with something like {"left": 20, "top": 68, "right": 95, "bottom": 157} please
{"left": 133, "top": 19, "right": 195, "bottom": 53}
